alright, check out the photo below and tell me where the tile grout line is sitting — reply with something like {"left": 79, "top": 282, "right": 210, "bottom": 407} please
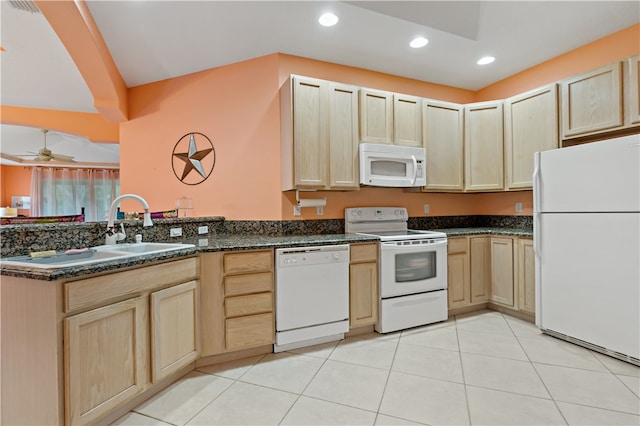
{"left": 455, "top": 314, "right": 474, "bottom": 426}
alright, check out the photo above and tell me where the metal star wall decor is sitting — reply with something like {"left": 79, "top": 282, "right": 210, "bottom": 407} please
{"left": 172, "top": 132, "right": 215, "bottom": 185}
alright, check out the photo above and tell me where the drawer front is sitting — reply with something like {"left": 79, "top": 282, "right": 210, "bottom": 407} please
{"left": 65, "top": 257, "right": 199, "bottom": 313}
{"left": 225, "top": 293, "right": 272, "bottom": 318}
{"left": 224, "top": 250, "right": 273, "bottom": 274}
{"left": 447, "top": 237, "right": 468, "bottom": 254}
{"left": 350, "top": 243, "right": 378, "bottom": 263}
{"left": 224, "top": 272, "right": 273, "bottom": 296}
{"left": 225, "top": 313, "right": 274, "bottom": 351}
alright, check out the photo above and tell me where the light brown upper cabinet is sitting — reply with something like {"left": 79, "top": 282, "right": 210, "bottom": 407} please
{"left": 464, "top": 101, "right": 505, "bottom": 191}
{"left": 560, "top": 61, "right": 624, "bottom": 139}
{"left": 359, "top": 88, "right": 393, "bottom": 144}
{"left": 422, "top": 100, "right": 465, "bottom": 191}
{"left": 281, "top": 75, "right": 359, "bottom": 191}
{"left": 504, "top": 84, "right": 559, "bottom": 189}
{"left": 393, "top": 94, "right": 423, "bottom": 147}
{"left": 359, "top": 89, "right": 422, "bottom": 147}
{"left": 625, "top": 55, "right": 640, "bottom": 127}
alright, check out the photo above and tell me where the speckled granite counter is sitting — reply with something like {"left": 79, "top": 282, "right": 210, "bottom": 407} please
{"left": 0, "top": 233, "right": 378, "bottom": 281}
{"left": 436, "top": 227, "right": 533, "bottom": 238}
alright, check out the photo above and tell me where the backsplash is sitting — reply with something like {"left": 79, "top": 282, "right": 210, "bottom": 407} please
{"left": 0, "top": 215, "right": 532, "bottom": 257}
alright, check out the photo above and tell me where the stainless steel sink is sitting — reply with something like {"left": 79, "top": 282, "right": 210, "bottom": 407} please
{"left": 1, "top": 242, "right": 195, "bottom": 270}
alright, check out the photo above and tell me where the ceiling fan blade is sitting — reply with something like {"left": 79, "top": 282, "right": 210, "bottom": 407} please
{"left": 50, "top": 153, "right": 76, "bottom": 162}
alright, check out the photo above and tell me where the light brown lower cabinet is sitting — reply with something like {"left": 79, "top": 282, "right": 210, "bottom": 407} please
{"left": 65, "top": 296, "right": 148, "bottom": 426}
{"left": 200, "top": 250, "right": 275, "bottom": 356}
{"left": 517, "top": 238, "right": 535, "bottom": 314}
{"left": 349, "top": 243, "right": 379, "bottom": 328}
{"left": 150, "top": 280, "right": 200, "bottom": 382}
{"left": 62, "top": 258, "right": 200, "bottom": 425}
{"left": 448, "top": 235, "right": 534, "bottom": 317}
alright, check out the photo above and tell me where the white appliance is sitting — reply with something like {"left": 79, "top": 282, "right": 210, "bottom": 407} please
{"left": 534, "top": 134, "right": 640, "bottom": 365}
{"left": 359, "top": 143, "right": 426, "bottom": 187}
{"left": 345, "top": 207, "right": 448, "bottom": 333}
{"left": 274, "top": 244, "right": 350, "bottom": 352}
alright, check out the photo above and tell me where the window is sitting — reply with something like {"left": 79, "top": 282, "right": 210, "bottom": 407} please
{"left": 30, "top": 168, "right": 120, "bottom": 221}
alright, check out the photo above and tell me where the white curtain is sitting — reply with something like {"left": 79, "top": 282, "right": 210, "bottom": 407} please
{"left": 30, "top": 168, "right": 120, "bottom": 221}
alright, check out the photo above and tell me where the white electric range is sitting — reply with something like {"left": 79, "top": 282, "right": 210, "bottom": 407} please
{"left": 345, "top": 207, "right": 448, "bottom": 333}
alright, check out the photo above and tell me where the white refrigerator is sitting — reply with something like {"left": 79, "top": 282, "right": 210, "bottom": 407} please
{"left": 534, "top": 134, "right": 640, "bottom": 364}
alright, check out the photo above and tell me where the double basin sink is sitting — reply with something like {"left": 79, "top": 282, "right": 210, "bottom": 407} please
{"left": 0, "top": 242, "right": 196, "bottom": 270}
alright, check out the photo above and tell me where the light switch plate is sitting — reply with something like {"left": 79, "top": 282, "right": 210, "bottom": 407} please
{"left": 170, "top": 227, "right": 183, "bottom": 237}
{"left": 198, "top": 226, "right": 208, "bottom": 234}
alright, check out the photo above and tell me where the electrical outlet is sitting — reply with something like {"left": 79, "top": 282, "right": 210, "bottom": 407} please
{"left": 316, "top": 206, "right": 324, "bottom": 215}
{"left": 198, "top": 225, "right": 208, "bottom": 234}
{"left": 515, "top": 202, "right": 523, "bottom": 212}
{"left": 424, "top": 204, "right": 430, "bottom": 214}
{"left": 293, "top": 205, "right": 301, "bottom": 216}
{"left": 170, "top": 227, "right": 183, "bottom": 237}
{"left": 198, "top": 238, "right": 209, "bottom": 247}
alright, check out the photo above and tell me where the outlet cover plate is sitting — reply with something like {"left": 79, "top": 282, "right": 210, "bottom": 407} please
{"left": 170, "top": 227, "right": 183, "bottom": 237}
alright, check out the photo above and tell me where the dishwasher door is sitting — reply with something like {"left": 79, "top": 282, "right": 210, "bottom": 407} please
{"left": 275, "top": 245, "right": 350, "bottom": 347}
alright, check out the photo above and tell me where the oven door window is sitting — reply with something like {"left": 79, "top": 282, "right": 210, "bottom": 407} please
{"left": 395, "top": 251, "right": 436, "bottom": 282}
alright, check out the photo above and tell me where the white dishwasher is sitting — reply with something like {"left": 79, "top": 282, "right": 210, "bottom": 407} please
{"left": 274, "top": 244, "right": 350, "bottom": 352}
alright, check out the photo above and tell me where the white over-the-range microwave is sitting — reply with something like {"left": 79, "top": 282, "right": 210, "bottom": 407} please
{"left": 359, "top": 143, "right": 426, "bottom": 187}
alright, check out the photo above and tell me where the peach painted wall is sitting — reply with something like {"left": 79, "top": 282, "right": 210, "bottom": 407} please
{"left": 476, "top": 24, "right": 640, "bottom": 101}
{"left": 121, "top": 53, "right": 479, "bottom": 220}
{"left": 0, "top": 166, "right": 31, "bottom": 214}
{"left": 121, "top": 54, "right": 284, "bottom": 219}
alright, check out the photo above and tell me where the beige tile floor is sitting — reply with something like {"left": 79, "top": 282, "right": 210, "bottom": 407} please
{"left": 112, "top": 310, "right": 640, "bottom": 426}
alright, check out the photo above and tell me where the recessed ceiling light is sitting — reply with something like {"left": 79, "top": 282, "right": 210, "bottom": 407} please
{"left": 410, "top": 37, "right": 429, "bottom": 48}
{"left": 477, "top": 56, "right": 495, "bottom": 65}
{"left": 319, "top": 13, "right": 339, "bottom": 27}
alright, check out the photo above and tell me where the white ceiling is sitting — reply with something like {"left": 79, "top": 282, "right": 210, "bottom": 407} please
{"left": 1, "top": 1, "right": 639, "bottom": 166}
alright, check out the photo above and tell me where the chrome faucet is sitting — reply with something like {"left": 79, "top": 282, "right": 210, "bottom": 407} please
{"left": 105, "top": 194, "right": 153, "bottom": 245}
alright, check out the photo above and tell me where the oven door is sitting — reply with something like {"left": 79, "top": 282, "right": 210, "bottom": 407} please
{"left": 379, "top": 238, "right": 447, "bottom": 298}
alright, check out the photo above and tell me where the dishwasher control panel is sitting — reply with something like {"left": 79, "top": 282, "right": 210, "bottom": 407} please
{"left": 276, "top": 244, "right": 349, "bottom": 268}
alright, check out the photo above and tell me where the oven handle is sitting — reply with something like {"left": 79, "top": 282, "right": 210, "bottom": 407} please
{"left": 380, "top": 239, "right": 447, "bottom": 250}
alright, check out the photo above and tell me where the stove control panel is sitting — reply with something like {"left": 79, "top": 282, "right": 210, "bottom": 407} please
{"left": 346, "top": 207, "right": 407, "bottom": 222}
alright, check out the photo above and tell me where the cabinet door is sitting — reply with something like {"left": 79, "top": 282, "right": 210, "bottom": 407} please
{"left": 150, "top": 280, "right": 199, "bottom": 383}
{"left": 65, "top": 297, "right": 147, "bottom": 426}
{"left": 349, "top": 262, "right": 378, "bottom": 327}
{"left": 490, "top": 238, "right": 515, "bottom": 307}
{"left": 394, "top": 93, "right": 422, "bottom": 147}
{"left": 329, "top": 83, "right": 360, "bottom": 189}
{"left": 625, "top": 55, "right": 640, "bottom": 126}
{"left": 469, "top": 237, "right": 491, "bottom": 303}
{"left": 517, "top": 239, "right": 536, "bottom": 315}
{"left": 505, "top": 84, "right": 559, "bottom": 189}
{"left": 447, "top": 237, "right": 469, "bottom": 309}
{"left": 359, "top": 88, "right": 393, "bottom": 144}
{"left": 464, "top": 101, "right": 504, "bottom": 191}
{"left": 423, "top": 100, "right": 464, "bottom": 191}
{"left": 560, "top": 61, "right": 623, "bottom": 139}
{"left": 293, "top": 76, "right": 328, "bottom": 188}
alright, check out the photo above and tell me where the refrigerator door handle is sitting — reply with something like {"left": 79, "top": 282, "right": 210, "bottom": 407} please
{"left": 533, "top": 152, "right": 542, "bottom": 262}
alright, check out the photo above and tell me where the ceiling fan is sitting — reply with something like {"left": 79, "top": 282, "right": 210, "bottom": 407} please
{"left": 18, "top": 129, "right": 76, "bottom": 163}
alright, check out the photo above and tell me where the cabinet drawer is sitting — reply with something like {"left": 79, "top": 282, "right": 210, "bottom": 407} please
{"left": 225, "top": 293, "right": 272, "bottom": 318}
{"left": 350, "top": 243, "right": 378, "bottom": 263}
{"left": 64, "top": 257, "right": 198, "bottom": 313}
{"left": 224, "top": 250, "right": 273, "bottom": 274}
{"left": 448, "top": 238, "right": 468, "bottom": 254}
{"left": 224, "top": 272, "right": 273, "bottom": 296}
{"left": 225, "top": 313, "right": 274, "bottom": 351}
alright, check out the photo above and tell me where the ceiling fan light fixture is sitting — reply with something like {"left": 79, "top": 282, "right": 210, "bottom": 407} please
{"left": 410, "top": 37, "right": 429, "bottom": 48}
{"left": 477, "top": 56, "right": 496, "bottom": 65}
{"left": 319, "top": 12, "right": 339, "bottom": 27}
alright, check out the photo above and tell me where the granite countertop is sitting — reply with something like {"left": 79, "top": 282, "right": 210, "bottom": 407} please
{"left": 0, "top": 233, "right": 379, "bottom": 281}
{"left": 437, "top": 227, "right": 533, "bottom": 237}
{"left": 0, "top": 228, "right": 532, "bottom": 281}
